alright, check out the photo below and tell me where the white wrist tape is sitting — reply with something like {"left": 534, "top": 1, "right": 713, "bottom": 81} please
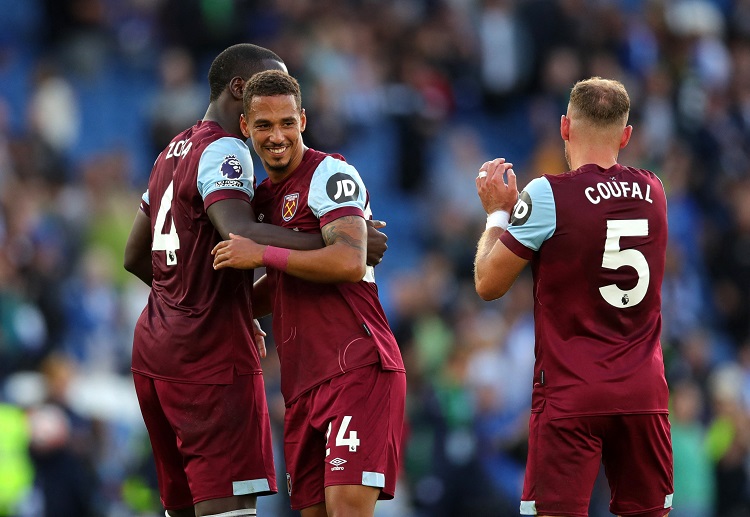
{"left": 486, "top": 210, "right": 510, "bottom": 231}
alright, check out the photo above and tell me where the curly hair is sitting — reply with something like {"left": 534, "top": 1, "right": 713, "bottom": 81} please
{"left": 242, "top": 69, "right": 302, "bottom": 113}
{"left": 207, "top": 44, "right": 284, "bottom": 102}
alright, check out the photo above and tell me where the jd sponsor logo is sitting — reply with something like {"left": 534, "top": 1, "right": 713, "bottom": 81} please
{"left": 326, "top": 173, "right": 359, "bottom": 203}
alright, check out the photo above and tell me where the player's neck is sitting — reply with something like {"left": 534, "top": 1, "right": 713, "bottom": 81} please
{"left": 572, "top": 158, "right": 618, "bottom": 171}
{"left": 569, "top": 145, "right": 619, "bottom": 171}
{"left": 203, "top": 102, "right": 243, "bottom": 139}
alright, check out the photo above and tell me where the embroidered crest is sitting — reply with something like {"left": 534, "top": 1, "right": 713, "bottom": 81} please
{"left": 282, "top": 193, "right": 299, "bottom": 222}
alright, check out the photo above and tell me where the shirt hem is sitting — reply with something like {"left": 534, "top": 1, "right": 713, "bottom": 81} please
{"left": 283, "top": 360, "right": 381, "bottom": 407}
{"left": 548, "top": 408, "right": 670, "bottom": 420}
{"left": 130, "top": 366, "right": 260, "bottom": 384}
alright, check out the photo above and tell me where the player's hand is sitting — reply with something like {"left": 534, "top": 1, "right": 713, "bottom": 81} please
{"left": 476, "top": 157, "right": 518, "bottom": 214}
{"left": 212, "top": 233, "right": 264, "bottom": 270}
{"left": 366, "top": 219, "right": 388, "bottom": 266}
{"left": 252, "top": 318, "right": 267, "bottom": 359}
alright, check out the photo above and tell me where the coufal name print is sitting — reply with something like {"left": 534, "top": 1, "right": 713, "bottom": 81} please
{"left": 584, "top": 181, "right": 653, "bottom": 205}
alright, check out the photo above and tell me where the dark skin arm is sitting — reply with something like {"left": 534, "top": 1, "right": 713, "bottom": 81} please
{"left": 123, "top": 198, "right": 388, "bottom": 286}
{"left": 208, "top": 198, "right": 388, "bottom": 265}
{"left": 212, "top": 215, "right": 368, "bottom": 283}
{"left": 207, "top": 198, "right": 323, "bottom": 248}
{"left": 123, "top": 198, "right": 320, "bottom": 287}
{"left": 251, "top": 274, "right": 272, "bottom": 318}
{"left": 124, "top": 209, "right": 154, "bottom": 286}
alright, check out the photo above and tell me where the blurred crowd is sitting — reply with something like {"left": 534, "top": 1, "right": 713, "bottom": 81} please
{"left": 2, "top": 0, "right": 750, "bottom": 516}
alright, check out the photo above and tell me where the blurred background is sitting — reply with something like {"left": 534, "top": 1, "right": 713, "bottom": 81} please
{"left": 0, "top": 0, "right": 748, "bottom": 515}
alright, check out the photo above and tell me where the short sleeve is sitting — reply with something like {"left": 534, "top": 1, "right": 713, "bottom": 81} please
{"left": 503, "top": 176, "right": 556, "bottom": 253}
{"left": 197, "top": 137, "right": 255, "bottom": 206}
{"left": 308, "top": 155, "right": 366, "bottom": 225}
{"left": 140, "top": 189, "right": 150, "bottom": 217}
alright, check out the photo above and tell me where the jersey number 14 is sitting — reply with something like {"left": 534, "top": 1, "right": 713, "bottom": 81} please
{"left": 326, "top": 416, "right": 361, "bottom": 456}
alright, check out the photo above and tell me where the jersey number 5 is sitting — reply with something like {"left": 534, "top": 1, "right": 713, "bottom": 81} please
{"left": 152, "top": 181, "right": 180, "bottom": 266}
{"left": 599, "top": 219, "right": 649, "bottom": 308}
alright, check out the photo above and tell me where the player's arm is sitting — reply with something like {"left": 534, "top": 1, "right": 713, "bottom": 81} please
{"left": 251, "top": 274, "right": 273, "bottom": 318}
{"left": 473, "top": 157, "right": 527, "bottom": 300}
{"left": 287, "top": 215, "right": 367, "bottom": 282}
{"left": 474, "top": 229, "right": 528, "bottom": 300}
{"left": 207, "top": 199, "right": 387, "bottom": 264}
{"left": 212, "top": 215, "right": 367, "bottom": 283}
{"left": 124, "top": 209, "right": 153, "bottom": 286}
{"left": 207, "top": 198, "right": 323, "bottom": 249}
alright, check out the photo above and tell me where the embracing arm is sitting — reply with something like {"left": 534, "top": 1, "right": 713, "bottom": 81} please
{"left": 297, "top": 215, "right": 367, "bottom": 282}
{"left": 252, "top": 274, "right": 273, "bottom": 318}
{"left": 208, "top": 198, "right": 386, "bottom": 264}
{"left": 213, "top": 215, "right": 367, "bottom": 283}
{"left": 208, "top": 198, "right": 323, "bottom": 249}
{"left": 124, "top": 209, "right": 153, "bottom": 286}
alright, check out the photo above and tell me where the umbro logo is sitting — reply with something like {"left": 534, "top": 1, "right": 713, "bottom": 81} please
{"left": 329, "top": 457, "right": 347, "bottom": 471}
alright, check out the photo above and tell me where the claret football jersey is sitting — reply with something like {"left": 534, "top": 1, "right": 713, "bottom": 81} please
{"left": 132, "top": 121, "right": 261, "bottom": 384}
{"left": 253, "top": 148, "right": 405, "bottom": 404}
{"left": 500, "top": 163, "right": 669, "bottom": 418}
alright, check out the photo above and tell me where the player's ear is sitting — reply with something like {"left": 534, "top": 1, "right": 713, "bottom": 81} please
{"left": 620, "top": 125, "right": 633, "bottom": 149}
{"left": 229, "top": 76, "right": 244, "bottom": 100}
{"left": 560, "top": 114, "right": 570, "bottom": 141}
{"left": 300, "top": 108, "right": 307, "bottom": 132}
{"left": 240, "top": 114, "right": 250, "bottom": 138}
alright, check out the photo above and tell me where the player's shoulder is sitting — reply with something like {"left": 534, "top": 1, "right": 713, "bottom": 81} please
{"left": 622, "top": 164, "right": 663, "bottom": 186}
{"left": 314, "top": 150, "right": 359, "bottom": 176}
{"left": 606, "top": 164, "right": 666, "bottom": 195}
{"left": 309, "top": 149, "right": 349, "bottom": 170}
{"left": 308, "top": 148, "right": 361, "bottom": 185}
{"left": 192, "top": 120, "right": 232, "bottom": 140}
{"left": 307, "top": 147, "right": 346, "bottom": 162}
{"left": 180, "top": 121, "right": 242, "bottom": 156}
{"left": 543, "top": 164, "right": 661, "bottom": 186}
{"left": 542, "top": 167, "right": 585, "bottom": 184}
{"left": 520, "top": 175, "right": 553, "bottom": 196}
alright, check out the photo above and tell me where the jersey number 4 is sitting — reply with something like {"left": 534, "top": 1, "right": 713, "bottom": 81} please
{"left": 152, "top": 181, "right": 180, "bottom": 266}
{"left": 599, "top": 219, "right": 649, "bottom": 308}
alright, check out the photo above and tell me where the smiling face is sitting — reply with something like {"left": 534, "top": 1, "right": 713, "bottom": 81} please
{"left": 241, "top": 94, "right": 306, "bottom": 180}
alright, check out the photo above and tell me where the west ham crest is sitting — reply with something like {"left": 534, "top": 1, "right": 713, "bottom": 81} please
{"left": 282, "top": 193, "right": 299, "bottom": 222}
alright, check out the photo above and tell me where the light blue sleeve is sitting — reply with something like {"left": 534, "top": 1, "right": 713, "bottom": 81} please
{"left": 142, "top": 189, "right": 149, "bottom": 205}
{"left": 506, "top": 176, "right": 556, "bottom": 251}
{"left": 196, "top": 137, "right": 255, "bottom": 201}
{"left": 308, "top": 156, "right": 367, "bottom": 218}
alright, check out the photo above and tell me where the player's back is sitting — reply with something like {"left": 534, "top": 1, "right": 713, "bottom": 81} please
{"left": 132, "top": 121, "right": 258, "bottom": 384}
{"left": 528, "top": 163, "right": 668, "bottom": 417}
